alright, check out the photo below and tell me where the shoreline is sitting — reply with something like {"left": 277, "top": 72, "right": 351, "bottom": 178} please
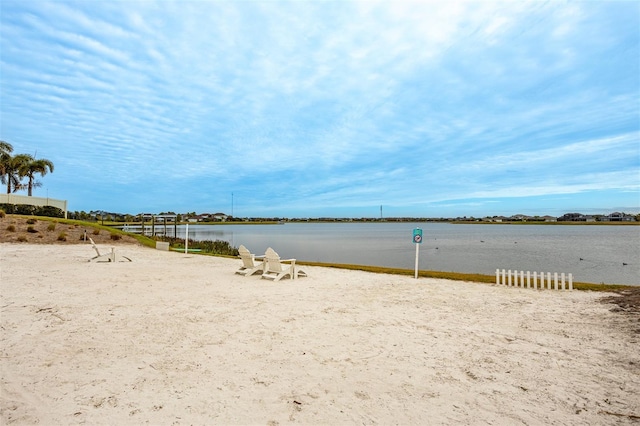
{"left": 1, "top": 214, "right": 638, "bottom": 288}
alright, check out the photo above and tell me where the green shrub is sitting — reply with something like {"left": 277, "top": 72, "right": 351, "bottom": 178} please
{"left": 47, "top": 222, "right": 56, "bottom": 231}
{"left": 166, "top": 238, "right": 239, "bottom": 256}
{"left": 0, "top": 204, "right": 64, "bottom": 218}
{"left": 57, "top": 232, "right": 67, "bottom": 241}
{"left": 26, "top": 218, "right": 37, "bottom": 224}
{"left": 27, "top": 226, "right": 38, "bottom": 233}
{"left": 6, "top": 224, "right": 15, "bottom": 232}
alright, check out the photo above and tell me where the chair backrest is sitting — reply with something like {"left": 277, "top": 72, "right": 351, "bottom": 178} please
{"left": 89, "top": 238, "right": 101, "bottom": 256}
{"left": 238, "top": 245, "right": 256, "bottom": 268}
{"left": 264, "top": 247, "right": 284, "bottom": 272}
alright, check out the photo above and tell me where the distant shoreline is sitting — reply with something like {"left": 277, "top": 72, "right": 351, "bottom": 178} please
{"left": 114, "top": 220, "right": 640, "bottom": 226}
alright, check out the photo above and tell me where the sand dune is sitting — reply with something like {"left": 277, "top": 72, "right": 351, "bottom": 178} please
{"left": 1, "top": 243, "right": 638, "bottom": 425}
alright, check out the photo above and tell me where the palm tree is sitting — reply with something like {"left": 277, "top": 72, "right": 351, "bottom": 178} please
{"left": 0, "top": 140, "right": 13, "bottom": 183}
{"left": 0, "top": 140, "right": 12, "bottom": 156}
{"left": 19, "top": 155, "right": 55, "bottom": 196}
{"left": 3, "top": 153, "right": 31, "bottom": 194}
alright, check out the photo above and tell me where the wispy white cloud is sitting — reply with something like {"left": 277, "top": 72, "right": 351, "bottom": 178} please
{"left": 1, "top": 0, "right": 638, "bottom": 216}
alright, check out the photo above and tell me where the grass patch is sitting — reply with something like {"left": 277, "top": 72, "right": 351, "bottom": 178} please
{"left": 295, "top": 261, "right": 635, "bottom": 291}
{"left": 6, "top": 224, "right": 15, "bottom": 232}
{"left": 17, "top": 235, "right": 27, "bottom": 242}
{"left": 26, "top": 226, "right": 38, "bottom": 233}
{"left": 156, "top": 237, "right": 239, "bottom": 256}
{"left": 47, "top": 222, "right": 57, "bottom": 231}
{"left": 26, "top": 218, "right": 37, "bottom": 224}
{"left": 0, "top": 210, "right": 5, "bottom": 218}
{"left": 57, "top": 232, "right": 67, "bottom": 241}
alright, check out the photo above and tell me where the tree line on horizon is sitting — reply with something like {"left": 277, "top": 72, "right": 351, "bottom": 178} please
{"left": 0, "top": 140, "right": 54, "bottom": 196}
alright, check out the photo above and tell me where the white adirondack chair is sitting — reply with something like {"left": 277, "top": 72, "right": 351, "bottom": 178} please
{"left": 89, "top": 238, "right": 131, "bottom": 262}
{"left": 235, "top": 245, "right": 265, "bottom": 276}
{"left": 261, "top": 247, "right": 308, "bottom": 281}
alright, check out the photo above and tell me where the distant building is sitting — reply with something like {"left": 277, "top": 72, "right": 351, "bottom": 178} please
{"left": 212, "top": 213, "right": 228, "bottom": 221}
{"left": 558, "top": 213, "right": 584, "bottom": 221}
{"left": 601, "top": 212, "right": 636, "bottom": 222}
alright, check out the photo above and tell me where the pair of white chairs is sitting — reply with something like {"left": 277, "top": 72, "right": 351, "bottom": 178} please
{"left": 236, "top": 245, "right": 308, "bottom": 281}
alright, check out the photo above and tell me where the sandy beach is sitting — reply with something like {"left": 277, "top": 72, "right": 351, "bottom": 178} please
{"left": 1, "top": 242, "right": 639, "bottom": 425}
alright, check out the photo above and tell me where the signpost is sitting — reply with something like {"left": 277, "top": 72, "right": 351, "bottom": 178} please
{"left": 412, "top": 228, "right": 422, "bottom": 279}
{"left": 185, "top": 223, "right": 189, "bottom": 254}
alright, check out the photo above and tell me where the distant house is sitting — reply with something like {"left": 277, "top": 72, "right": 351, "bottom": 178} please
{"left": 212, "top": 213, "right": 228, "bottom": 222}
{"left": 558, "top": 213, "right": 584, "bottom": 221}
{"left": 185, "top": 214, "right": 210, "bottom": 222}
{"left": 542, "top": 215, "right": 557, "bottom": 222}
{"left": 601, "top": 212, "right": 636, "bottom": 222}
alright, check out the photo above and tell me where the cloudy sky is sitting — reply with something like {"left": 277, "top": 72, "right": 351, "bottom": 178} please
{"left": 1, "top": 1, "right": 638, "bottom": 218}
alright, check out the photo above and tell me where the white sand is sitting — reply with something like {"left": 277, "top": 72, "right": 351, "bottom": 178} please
{"left": 1, "top": 243, "right": 639, "bottom": 425}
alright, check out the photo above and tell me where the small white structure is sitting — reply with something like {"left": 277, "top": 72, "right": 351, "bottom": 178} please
{"left": 496, "top": 269, "right": 572, "bottom": 291}
{"left": 156, "top": 241, "right": 170, "bottom": 251}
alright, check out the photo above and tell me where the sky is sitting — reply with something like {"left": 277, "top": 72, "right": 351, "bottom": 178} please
{"left": 1, "top": 1, "right": 639, "bottom": 218}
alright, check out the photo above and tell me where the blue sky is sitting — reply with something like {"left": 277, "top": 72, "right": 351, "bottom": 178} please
{"left": 1, "top": 1, "right": 638, "bottom": 218}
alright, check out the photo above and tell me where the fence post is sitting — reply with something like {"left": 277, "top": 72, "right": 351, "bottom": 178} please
{"left": 533, "top": 271, "right": 537, "bottom": 289}
{"left": 554, "top": 272, "right": 558, "bottom": 291}
{"left": 508, "top": 270, "right": 512, "bottom": 287}
{"left": 538, "top": 272, "right": 542, "bottom": 289}
{"left": 569, "top": 273, "right": 573, "bottom": 291}
{"left": 561, "top": 273, "right": 566, "bottom": 291}
{"left": 496, "top": 269, "right": 500, "bottom": 285}
{"left": 546, "top": 272, "right": 551, "bottom": 290}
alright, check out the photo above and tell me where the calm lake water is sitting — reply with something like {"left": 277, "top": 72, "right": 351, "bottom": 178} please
{"left": 169, "top": 222, "right": 639, "bottom": 285}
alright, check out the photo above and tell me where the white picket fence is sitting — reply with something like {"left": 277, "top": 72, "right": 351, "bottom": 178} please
{"left": 496, "top": 269, "right": 573, "bottom": 291}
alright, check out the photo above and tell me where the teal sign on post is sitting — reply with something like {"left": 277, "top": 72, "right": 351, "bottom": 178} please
{"left": 413, "top": 228, "right": 423, "bottom": 244}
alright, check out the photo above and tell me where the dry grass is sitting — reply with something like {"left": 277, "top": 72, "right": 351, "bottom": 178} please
{"left": 0, "top": 214, "right": 140, "bottom": 246}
